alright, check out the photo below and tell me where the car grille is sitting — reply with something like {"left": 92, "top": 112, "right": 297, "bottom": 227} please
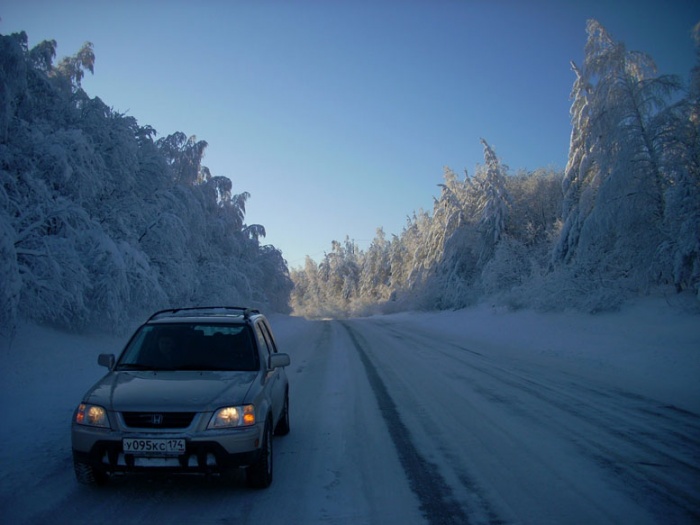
{"left": 121, "top": 412, "right": 195, "bottom": 429}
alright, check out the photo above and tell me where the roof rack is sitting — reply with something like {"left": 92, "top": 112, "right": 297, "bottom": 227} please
{"left": 147, "top": 306, "right": 261, "bottom": 322}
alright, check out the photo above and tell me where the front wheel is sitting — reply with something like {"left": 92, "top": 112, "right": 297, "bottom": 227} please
{"left": 247, "top": 420, "right": 273, "bottom": 489}
{"left": 73, "top": 455, "right": 108, "bottom": 486}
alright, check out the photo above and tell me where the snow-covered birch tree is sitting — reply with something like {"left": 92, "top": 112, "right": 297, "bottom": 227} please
{"left": 359, "top": 227, "right": 392, "bottom": 302}
{"left": 475, "top": 139, "right": 512, "bottom": 264}
{"left": 554, "top": 19, "right": 686, "bottom": 303}
{"left": 659, "top": 22, "right": 700, "bottom": 296}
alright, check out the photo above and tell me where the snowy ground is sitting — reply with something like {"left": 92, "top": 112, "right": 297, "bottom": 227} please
{"left": 0, "top": 297, "right": 698, "bottom": 524}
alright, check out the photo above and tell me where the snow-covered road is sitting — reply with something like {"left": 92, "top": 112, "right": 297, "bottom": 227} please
{"left": 1, "top": 305, "right": 699, "bottom": 524}
{"left": 341, "top": 316, "right": 700, "bottom": 524}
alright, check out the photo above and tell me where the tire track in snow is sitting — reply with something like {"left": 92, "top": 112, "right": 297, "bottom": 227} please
{"left": 378, "top": 321, "right": 700, "bottom": 523}
{"left": 433, "top": 342, "right": 700, "bottom": 521}
{"left": 340, "top": 323, "right": 471, "bottom": 525}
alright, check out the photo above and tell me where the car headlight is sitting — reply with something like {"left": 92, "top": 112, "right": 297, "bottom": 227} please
{"left": 208, "top": 405, "right": 255, "bottom": 429}
{"left": 74, "top": 403, "right": 110, "bottom": 428}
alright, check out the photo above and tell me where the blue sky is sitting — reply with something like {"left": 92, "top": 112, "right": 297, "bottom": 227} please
{"left": 3, "top": 1, "right": 699, "bottom": 268}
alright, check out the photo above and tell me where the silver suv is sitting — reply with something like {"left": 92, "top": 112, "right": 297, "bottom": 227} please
{"left": 71, "top": 307, "right": 290, "bottom": 488}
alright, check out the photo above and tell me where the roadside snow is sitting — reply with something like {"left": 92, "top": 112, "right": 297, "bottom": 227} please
{"left": 383, "top": 297, "right": 700, "bottom": 413}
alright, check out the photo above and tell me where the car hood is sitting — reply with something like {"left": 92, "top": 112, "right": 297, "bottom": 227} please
{"left": 84, "top": 370, "right": 259, "bottom": 412}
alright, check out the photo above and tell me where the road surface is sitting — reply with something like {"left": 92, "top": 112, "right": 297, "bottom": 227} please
{"left": 1, "top": 316, "right": 699, "bottom": 524}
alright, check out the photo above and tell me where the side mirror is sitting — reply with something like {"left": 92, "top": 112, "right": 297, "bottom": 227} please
{"left": 269, "top": 353, "right": 290, "bottom": 369}
{"left": 98, "top": 353, "right": 115, "bottom": 369}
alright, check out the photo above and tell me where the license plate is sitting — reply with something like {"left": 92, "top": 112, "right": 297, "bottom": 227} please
{"left": 123, "top": 438, "right": 186, "bottom": 456}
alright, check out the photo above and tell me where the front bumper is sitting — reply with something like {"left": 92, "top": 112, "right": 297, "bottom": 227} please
{"left": 72, "top": 423, "right": 263, "bottom": 474}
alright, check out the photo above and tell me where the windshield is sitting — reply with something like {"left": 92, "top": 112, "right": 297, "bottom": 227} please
{"left": 116, "top": 323, "right": 259, "bottom": 372}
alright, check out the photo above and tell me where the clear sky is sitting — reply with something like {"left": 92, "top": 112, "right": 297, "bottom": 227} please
{"left": 2, "top": 1, "right": 699, "bottom": 268}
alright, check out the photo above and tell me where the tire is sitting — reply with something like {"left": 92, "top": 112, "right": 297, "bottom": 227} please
{"left": 274, "top": 393, "right": 290, "bottom": 436}
{"left": 247, "top": 420, "right": 273, "bottom": 489}
{"left": 73, "top": 456, "right": 108, "bottom": 486}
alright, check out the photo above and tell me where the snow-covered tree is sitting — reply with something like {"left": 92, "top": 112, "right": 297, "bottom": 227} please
{"left": 287, "top": 18, "right": 697, "bottom": 317}
{"left": 555, "top": 60, "right": 593, "bottom": 263}
{"left": 289, "top": 256, "right": 324, "bottom": 317}
{"left": 0, "top": 30, "right": 293, "bottom": 332}
{"left": 52, "top": 41, "right": 94, "bottom": 93}
{"left": 475, "top": 139, "right": 512, "bottom": 263}
{"left": 507, "top": 168, "right": 563, "bottom": 248}
{"left": 359, "top": 227, "right": 392, "bottom": 302}
{"left": 555, "top": 20, "right": 684, "bottom": 293}
{"left": 156, "top": 131, "right": 209, "bottom": 186}
{"left": 0, "top": 32, "right": 29, "bottom": 143}
{"left": 659, "top": 22, "right": 700, "bottom": 296}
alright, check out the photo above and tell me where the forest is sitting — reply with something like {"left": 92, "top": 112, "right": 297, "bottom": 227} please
{"left": 291, "top": 20, "right": 700, "bottom": 318}
{"left": 0, "top": 30, "right": 293, "bottom": 333}
{"left": 1, "top": 19, "right": 698, "bottom": 333}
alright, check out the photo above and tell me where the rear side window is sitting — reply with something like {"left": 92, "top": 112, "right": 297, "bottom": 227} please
{"left": 254, "top": 324, "right": 271, "bottom": 360}
{"left": 259, "top": 321, "right": 278, "bottom": 353}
